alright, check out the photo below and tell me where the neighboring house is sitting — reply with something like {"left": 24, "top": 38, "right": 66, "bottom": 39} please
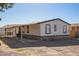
{"left": 69, "top": 24, "right": 79, "bottom": 38}
{"left": 1, "top": 18, "right": 70, "bottom": 40}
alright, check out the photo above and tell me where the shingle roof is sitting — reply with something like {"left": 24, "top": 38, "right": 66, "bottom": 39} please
{"left": 1, "top": 18, "right": 70, "bottom": 28}
{"left": 71, "top": 23, "right": 79, "bottom": 26}
{"left": 2, "top": 24, "right": 21, "bottom": 28}
{"left": 22, "top": 18, "right": 70, "bottom": 26}
{"left": 36, "top": 18, "right": 70, "bottom": 25}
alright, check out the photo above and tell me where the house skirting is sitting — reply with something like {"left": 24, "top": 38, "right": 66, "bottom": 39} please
{"left": 23, "top": 34, "right": 69, "bottom": 40}
{"left": 4, "top": 34, "right": 69, "bottom": 40}
{"left": 23, "top": 34, "right": 41, "bottom": 40}
{"left": 40, "top": 35, "right": 69, "bottom": 40}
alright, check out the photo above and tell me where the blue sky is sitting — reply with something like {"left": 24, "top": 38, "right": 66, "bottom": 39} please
{"left": 0, "top": 3, "right": 79, "bottom": 27}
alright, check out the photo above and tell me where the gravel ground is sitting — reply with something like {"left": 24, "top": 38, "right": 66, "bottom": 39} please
{"left": 14, "top": 46, "right": 79, "bottom": 56}
{"left": 0, "top": 38, "right": 79, "bottom": 56}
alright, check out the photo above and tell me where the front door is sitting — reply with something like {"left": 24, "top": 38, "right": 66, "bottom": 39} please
{"left": 17, "top": 27, "right": 21, "bottom": 37}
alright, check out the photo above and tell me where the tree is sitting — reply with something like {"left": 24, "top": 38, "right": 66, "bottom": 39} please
{"left": 0, "top": 3, "right": 14, "bottom": 12}
{"left": 0, "top": 3, "right": 14, "bottom": 21}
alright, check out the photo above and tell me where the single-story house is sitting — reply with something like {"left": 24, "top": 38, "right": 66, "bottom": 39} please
{"left": 1, "top": 18, "right": 70, "bottom": 40}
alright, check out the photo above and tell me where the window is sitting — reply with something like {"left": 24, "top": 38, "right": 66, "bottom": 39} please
{"left": 77, "top": 26, "right": 78, "bottom": 30}
{"left": 63, "top": 25, "right": 67, "bottom": 33}
{"left": 54, "top": 25, "right": 57, "bottom": 31}
{"left": 27, "top": 25, "right": 29, "bottom": 33}
{"left": 45, "top": 24, "right": 51, "bottom": 34}
{"left": 6, "top": 28, "right": 13, "bottom": 35}
{"left": 77, "top": 26, "right": 79, "bottom": 30}
{"left": 6, "top": 32, "right": 13, "bottom": 35}
{"left": 72, "top": 26, "right": 75, "bottom": 30}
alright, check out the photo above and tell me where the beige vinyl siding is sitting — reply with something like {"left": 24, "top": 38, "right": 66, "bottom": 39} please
{"left": 5, "top": 24, "right": 41, "bottom": 37}
{"left": 40, "top": 20, "right": 69, "bottom": 36}
{"left": 24, "top": 24, "right": 41, "bottom": 36}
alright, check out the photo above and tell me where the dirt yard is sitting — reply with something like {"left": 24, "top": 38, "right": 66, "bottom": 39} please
{"left": 0, "top": 38, "right": 79, "bottom": 56}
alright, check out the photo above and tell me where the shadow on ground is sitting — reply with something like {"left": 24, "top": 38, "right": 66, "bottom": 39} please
{"left": 0, "top": 37, "right": 79, "bottom": 48}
